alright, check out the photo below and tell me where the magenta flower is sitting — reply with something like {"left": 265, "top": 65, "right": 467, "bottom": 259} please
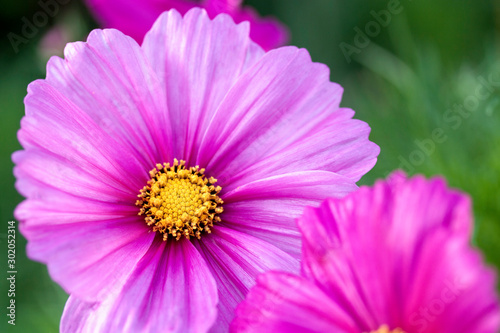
{"left": 232, "top": 172, "right": 500, "bottom": 333}
{"left": 85, "top": 0, "right": 288, "bottom": 50}
{"left": 14, "top": 8, "right": 378, "bottom": 332}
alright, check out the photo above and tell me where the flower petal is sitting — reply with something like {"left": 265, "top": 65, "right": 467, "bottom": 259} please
{"left": 14, "top": 186, "right": 136, "bottom": 228}
{"left": 18, "top": 64, "right": 156, "bottom": 200}
{"left": 196, "top": 46, "right": 377, "bottom": 189}
{"left": 61, "top": 239, "right": 218, "bottom": 333}
{"left": 403, "top": 230, "right": 500, "bottom": 333}
{"left": 224, "top": 109, "right": 378, "bottom": 189}
{"left": 195, "top": 227, "right": 299, "bottom": 332}
{"left": 221, "top": 171, "right": 358, "bottom": 258}
{"left": 85, "top": 0, "right": 194, "bottom": 43}
{"left": 13, "top": 149, "right": 137, "bottom": 204}
{"left": 385, "top": 173, "right": 473, "bottom": 241}
{"left": 231, "top": 272, "right": 357, "bottom": 332}
{"left": 43, "top": 28, "right": 172, "bottom": 167}
{"left": 61, "top": 295, "right": 101, "bottom": 333}
{"left": 19, "top": 213, "right": 154, "bottom": 302}
{"left": 203, "top": 0, "right": 289, "bottom": 51}
{"left": 86, "top": 0, "right": 287, "bottom": 50}
{"left": 298, "top": 173, "right": 499, "bottom": 331}
{"left": 142, "top": 9, "right": 264, "bottom": 163}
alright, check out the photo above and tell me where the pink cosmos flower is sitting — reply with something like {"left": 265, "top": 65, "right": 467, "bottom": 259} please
{"left": 232, "top": 172, "right": 500, "bottom": 333}
{"left": 14, "top": 8, "right": 379, "bottom": 332}
{"left": 85, "top": 0, "right": 288, "bottom": 50}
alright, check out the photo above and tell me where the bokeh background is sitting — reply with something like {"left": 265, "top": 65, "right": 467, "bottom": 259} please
{"left": 1, "top": 0, "right": 499, "bottom": 331}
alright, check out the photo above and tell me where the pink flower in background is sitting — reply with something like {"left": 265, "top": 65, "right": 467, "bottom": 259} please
{"left": 14, "top": 8, "right": 378, "bottom": 332}
{"left": 85, "top": 0, "right": 288, "bottom": 50}
{"left": 232, "top": 173, "right": 500, "bottom": 333}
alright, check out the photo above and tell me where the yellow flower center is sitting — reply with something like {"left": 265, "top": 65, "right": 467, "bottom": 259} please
{"left": 136, "top": 159, "right": 223, "bottom": 241}
{"left": 368, "top": 325, "right": 405, "bottom": 333}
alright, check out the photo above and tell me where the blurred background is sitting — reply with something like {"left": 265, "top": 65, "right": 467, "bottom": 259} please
{"left": 1, "top": 0, "right": 499, "bottom": 331}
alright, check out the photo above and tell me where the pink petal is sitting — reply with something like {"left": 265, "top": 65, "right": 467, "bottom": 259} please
{"left": 231, "top": 272, "right": 358, "bottom": 333}
{"left": 222, "top": 108, "right": 379, "bottom": 188}
{"left": 237, "top": 9, "right": 288, "bottom": 52}
{"left": 19, "top": 79, "right": 149, "bottom": 197}
{"left": 142, "top": 9, "right": 264, "bottom": 163}
{"left": 43, "top": 28, "right": 173, "bottom": 167}
{"left": 61, "top": 296, "right": 102, "bottom": 333}
{"left": 298, "top": 203, "right": 380, "bottom": 330}
{"left": 20, "top": 214, "right": 154, "bottom": 302}
{"left": 85, "top": 0, "right": 195, "bottom": 43}
{"left": 297, "top": 173, "right": 499, "bottom": 331}
{"left": 14, "top": 175, "right": 137, "bottom": 228}
{"left": 196, "top": 46, "right": 377, "bottom": 189}
{"left": 203, "top": 0, "right": 243, "bottom": 12}
{"left": 61, "top": 239, "right": 218, "bottom": 332}
{"left": 386, "top": 174, "right": 473, "bottom": 241}
{"left": 86, "top": 0, "right": 287, "bottom": 50}
{"left": 13, "top": 149, "right": 137, "bottom": 204}
{"left": 221, "top": 171, "right": 358, "bottom": 258}
{"left": 14, "top": 146, "right": 153, "bottom": 303}
{"left": 203, "top": 0, "right": 289, "bottom": 51}
{"left": 17, "top": 53, "right": 160, "bottom": 203}
{"left": 404, "top": 230, "right": 500, "bottom": 333}
{"left": 194, "top": 227, "right": 299, "bottom": 332}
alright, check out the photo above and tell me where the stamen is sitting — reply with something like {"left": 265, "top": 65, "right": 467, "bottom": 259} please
{"left": 136, "top": 159, "right": 223, "bottom": 241}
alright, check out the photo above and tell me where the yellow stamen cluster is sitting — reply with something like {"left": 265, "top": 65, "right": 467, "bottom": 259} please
{"left": 368, "top": 325, "right": 405, "bottom": 333}
{"left": 136, "top": 159, "right": 223, "bottom": 241}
